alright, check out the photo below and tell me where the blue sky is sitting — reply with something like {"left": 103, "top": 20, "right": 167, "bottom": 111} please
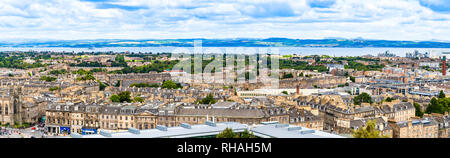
{"left": 0, "top": 0, "right": 449, "bottom": 41}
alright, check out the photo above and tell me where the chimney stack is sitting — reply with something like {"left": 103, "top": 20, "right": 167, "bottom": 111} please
{"left": 443, "top": 56, "right": 446, "bottom": 76}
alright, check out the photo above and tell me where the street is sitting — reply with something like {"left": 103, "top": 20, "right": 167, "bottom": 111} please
{"left": 0, "top": 126, "right": 46, "bottom": 138}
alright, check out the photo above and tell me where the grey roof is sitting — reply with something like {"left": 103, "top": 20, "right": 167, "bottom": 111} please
{"left": 65, "top": 121, "right": 344, "bottom": 138}
{"left": 350, "top": 117, "right": 392, "bottom": 130}
{"left": 381, "top": 102, "right": 414, "bottom": 113}
{"left": 289, "top": 108, "right": 321, "bottom": 123}
{"left": 354, "top": 106, "right": 374, "bottom": 113}
{"left": 396, "top": 117, "right": 438, "bottom": 128}
{"left": 177, "top": 108, "right": 267, "bottom": 118}
{"left": 102, "top": 106, "right": 120, "bottom": 115}
{"left": 68, "top": 122, "right": 248, "bottom": 138}
{"left": 211, "top": 102, "right": 238, "bottom": 109}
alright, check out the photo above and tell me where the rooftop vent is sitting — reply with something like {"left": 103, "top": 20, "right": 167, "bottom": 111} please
{"left": 205, "top": 121, "right": 216, "bottom": 127}
{"left": 70, "top": 133, "right": 83, "bottom": 138}
{"left": 180, "top": 123, "right": 192, "bottom": 129}
{"left": 156, "top": 125, "right": 168, "bottom": 131}
{"left": 260, "top": 121, "right": 279, "bottom": 125}
{"left": 275, "top": 124, "right": 289, "bottom": 128}
{"left": 288, "top": 126, "right": 302, "bottom": 131}
{"left": 299, "top": 130, "right": 315, "bottom": 134}
{"left": 99, "top": 131, "right": 112, "bottom": 137}
{"left": 128, "top": 128, "right": 140, "bottom": 134}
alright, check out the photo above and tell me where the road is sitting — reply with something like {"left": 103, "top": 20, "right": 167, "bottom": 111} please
{"left": 0, "top": 126, "right": 46, "bottom": 138}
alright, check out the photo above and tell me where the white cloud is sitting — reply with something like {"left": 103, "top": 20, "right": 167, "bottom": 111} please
{"left": 0, "top": 0, "right": 449, "bottom": 41}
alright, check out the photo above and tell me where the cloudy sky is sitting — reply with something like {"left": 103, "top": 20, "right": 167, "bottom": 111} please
{"left": 0, "top": 0, "right": 449, "bottom": 41}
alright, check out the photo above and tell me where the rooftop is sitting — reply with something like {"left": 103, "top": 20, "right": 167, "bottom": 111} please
{"left": 69, "top": 122, "right": 248, "bottom": 138}
{"left": 66, "top": 122, "right": 344, "bottom": 138}
{"left": 250, "top": 123, "right": 345, "bottom": 138}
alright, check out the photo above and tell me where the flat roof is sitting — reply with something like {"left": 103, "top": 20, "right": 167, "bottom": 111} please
{"left": 250, "top": 124, "right": 345, "bottom": 138}
{"left": 69, "top": 122, "right": 248, "bottom": 138}
{"left": 66, "top": 122, "right": 344, "bottom": 138}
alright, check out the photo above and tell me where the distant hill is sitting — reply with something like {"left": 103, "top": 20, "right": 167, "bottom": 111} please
{"left": 1, "top": 38, "right": 450, "bottom": 48}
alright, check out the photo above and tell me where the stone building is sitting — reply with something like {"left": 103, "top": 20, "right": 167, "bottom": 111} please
{"left": 389, "top": 117, "right": 439, "bottom": 138}
{"left": 0, "top": 87, "right": 24, "bottom": 126}
{"left": 379, "top": 102, "right": 415, "bottom": 122}
{"left": 108, "top": 73, "right": 171, "bottom": 87}
{"left": 289, "top": 108, "right": 324, "bottom": 131}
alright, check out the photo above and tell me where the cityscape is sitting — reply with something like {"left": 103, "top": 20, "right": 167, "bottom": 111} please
{"left": 0, "top": 48, "right": 448, "bottom": 138}
{"left": 0, "top": 0, "right": 449, "bottom": 141}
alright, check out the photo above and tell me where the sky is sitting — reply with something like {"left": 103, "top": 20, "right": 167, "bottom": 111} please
{"left": 0, "top": 0, "right": 450, "bottom": 41}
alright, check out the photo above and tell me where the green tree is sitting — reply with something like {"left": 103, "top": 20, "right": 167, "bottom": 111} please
{"left": 130, "top": 83, "right": 159, "bottom": 88}
{"left": 352, "top": 120, "right": 388, "bottom": 138}
{"left": 282, "top": 73, "right": 293, "bottom": 79}
{"left": 40, "top": 76, "right": 56, "bottom": 82}
{"left": 216, "top": 128, "right": 239, "bottom": 138}
{"left": 349, "top": 76, "right": 356, "bottom": 82}
{"left": 110, "top": 91, "right": 132, "bottom": 103}
{"left": 414, "top": 102, "right": 424, "bottom": 117}
{"left": 425, "top": 97, "right": 449, "bottom": 114}
{"left": 118, "top": 91, "right": 132, "bottom": 103}
{"left": 114, "top": 80, "right": 121, "bottom": 87}
{"left": 161, "top": 80, "right": 180, "bottom": 89}
{"left": 353, "top": 92, "right": 373, "bottom": 105}
{"left": 198, "top": 93, "right": 217, "bottom": 104}
{"left": 72, "top": 69, "right": 92, "bottom": 75}
{"left": 385, "top": 97, "right": 395, "bottom": 102}
{"left": 438, "top": 90, "right": 446, "bottom": 99}
{"left": 49, "top": 69, "right": 67, "bottom": 76}
{"left": 133, "top": 96, "right": 145, "bottom": 103}
{"left": 110, "top": 94, "right": 120, "bottom": 103}
{"left": 98, "top": 81, "right": 107, "bottom": 91}
{"left": 49, "top": 86, "right": 61, "bottom": 91}
{"left": 77, "top": 74, "right": 96, "bottom": 81}
{"left": 240, "top": 129, "right": 256, "bottom": 138}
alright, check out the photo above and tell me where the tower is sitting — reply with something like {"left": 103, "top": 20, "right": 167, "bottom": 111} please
{"left": 10, "top": 87, "right": 24, "bottom": 126}
{"left": 443, "top": 56, "right": 446, "bottom": 76}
